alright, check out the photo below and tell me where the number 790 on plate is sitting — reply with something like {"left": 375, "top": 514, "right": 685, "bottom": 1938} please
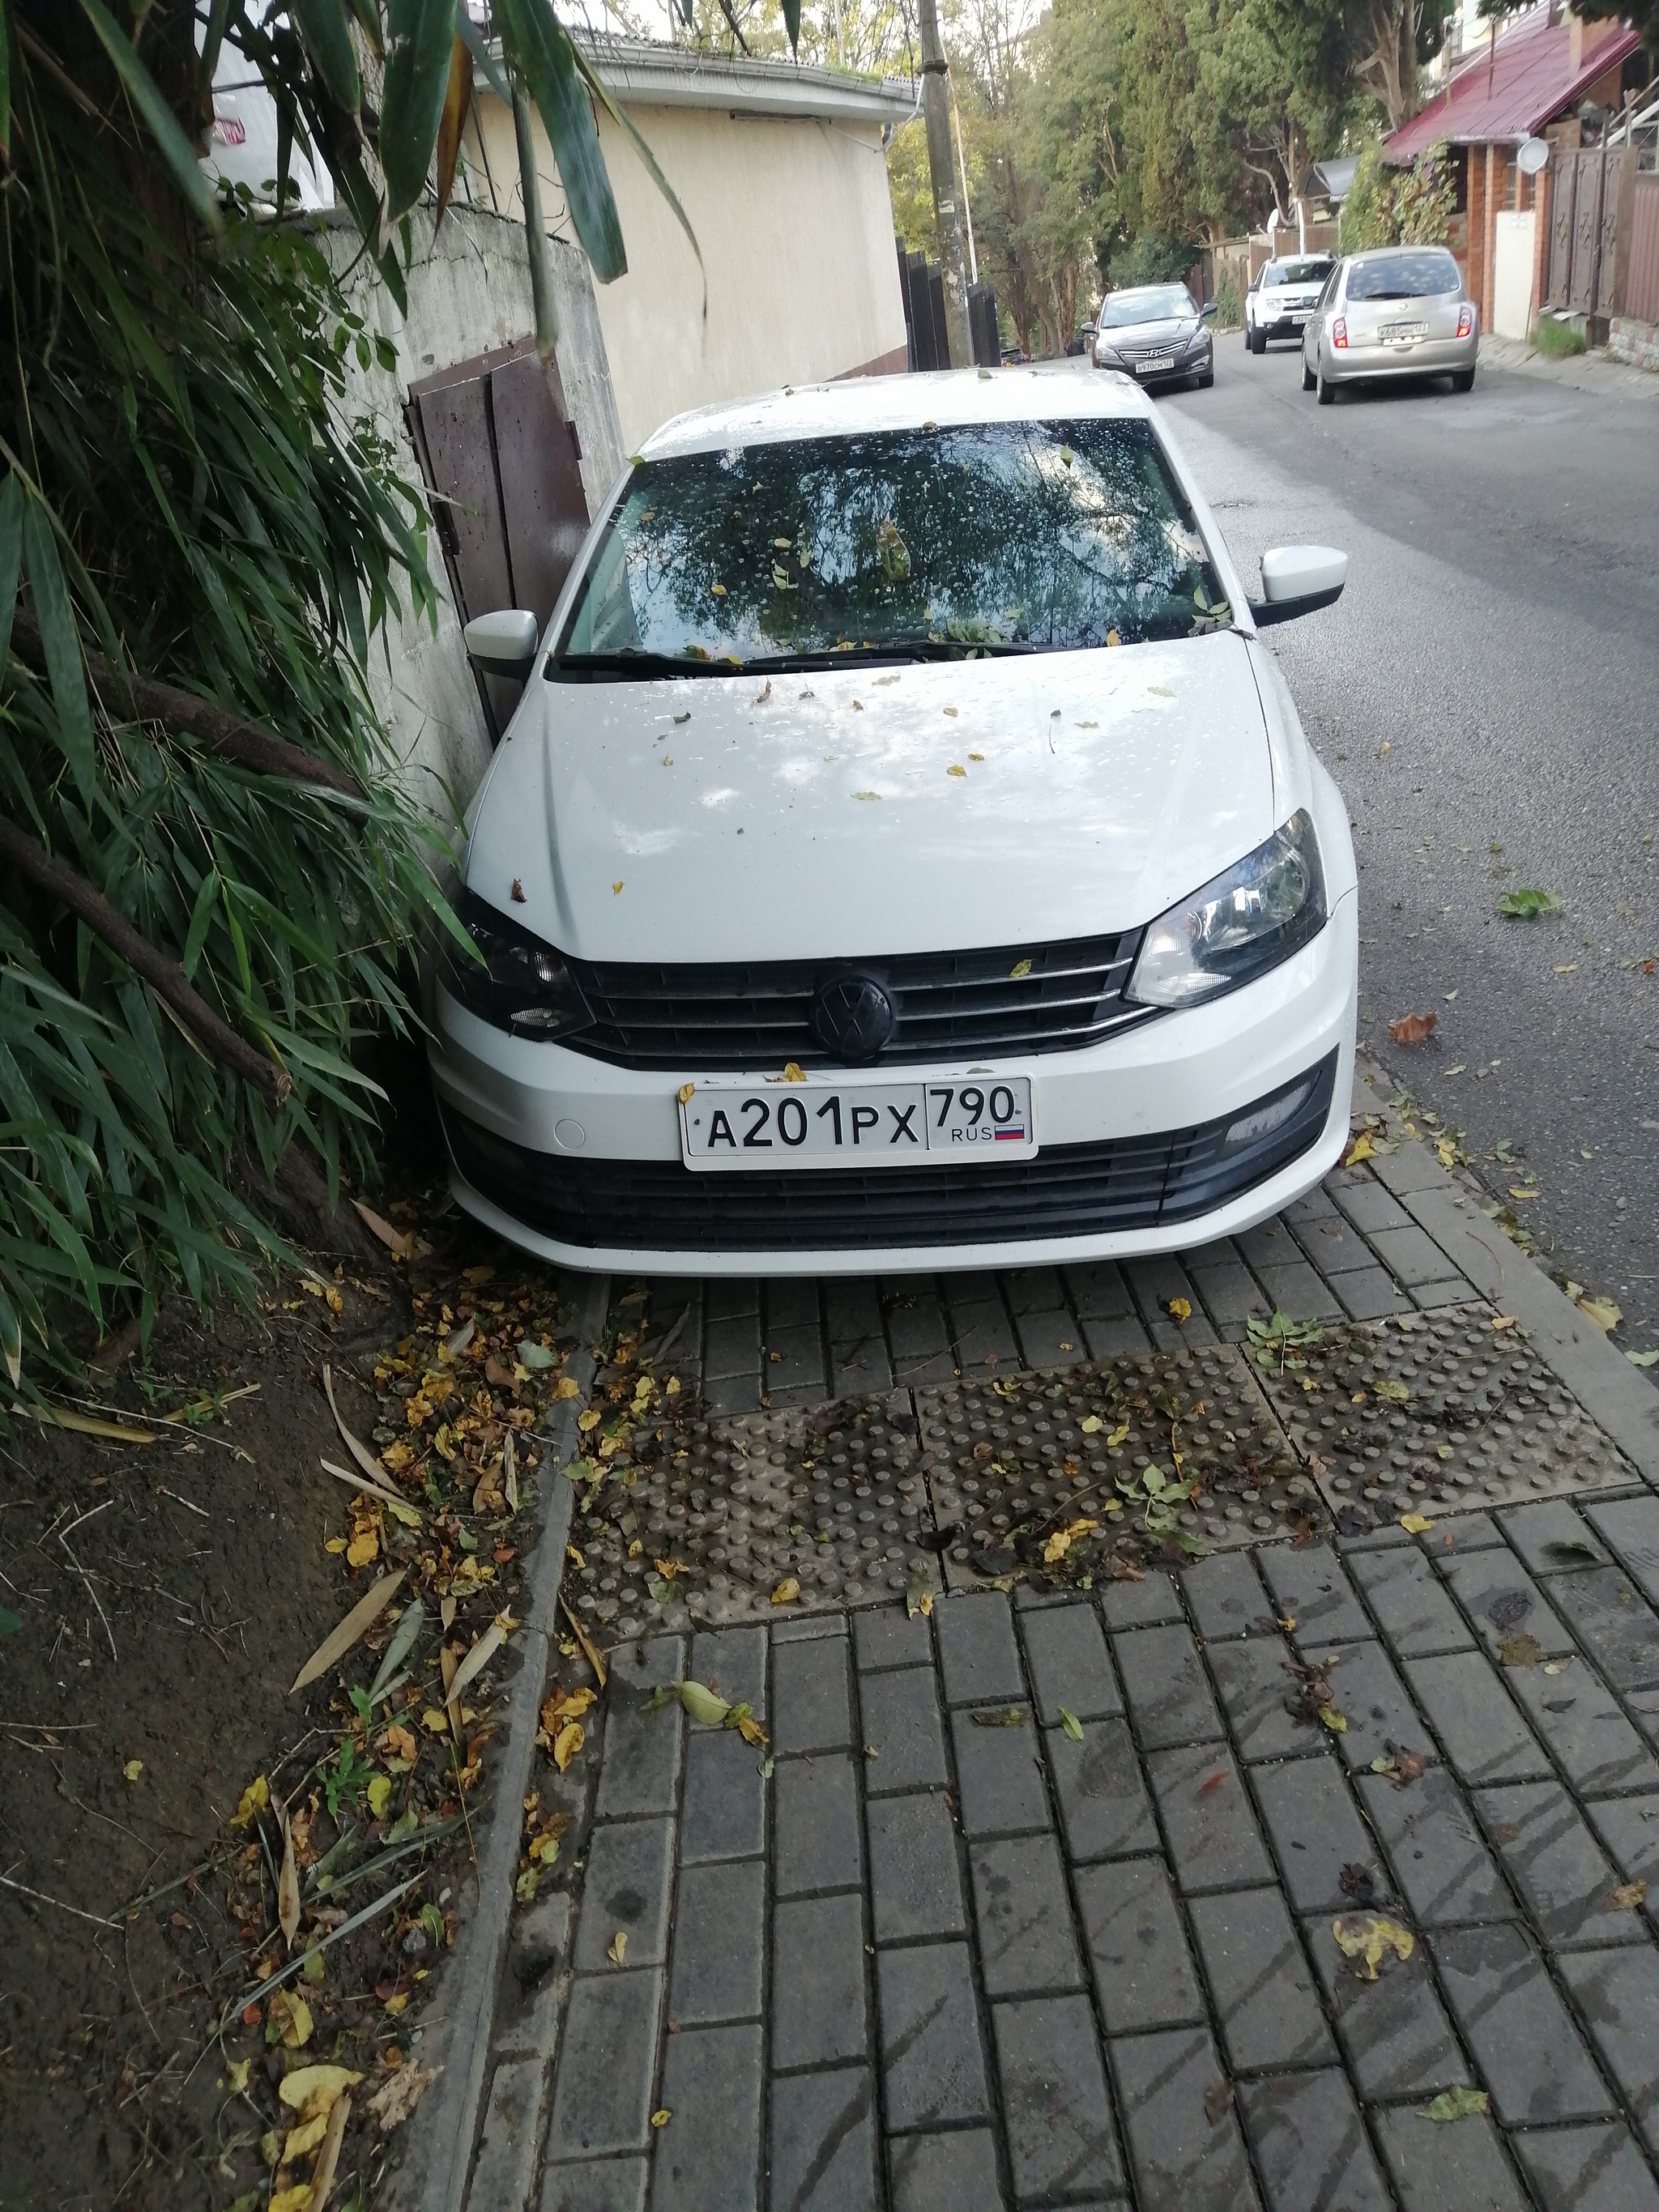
{"left": 678, "top": 1076, "right": 1037, "bottom": 1172}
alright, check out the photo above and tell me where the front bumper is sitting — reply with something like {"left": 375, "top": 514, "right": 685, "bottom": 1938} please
{"left": 1324, "top": 332, "right": 1478, "bottom": 382}
{"left": 428, "top": 890, "right": 1358, "bottom": 1276}
{"left": 1094, "top": 346, "right": 1212, "bottom": 385}
{"left": 1257, "top": 312, "right": 1316, "bottom": 340}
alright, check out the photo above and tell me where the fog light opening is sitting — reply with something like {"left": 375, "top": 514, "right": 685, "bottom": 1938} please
{"left": 1222, "top": 1080, "right": 1312, "bottom": 1155}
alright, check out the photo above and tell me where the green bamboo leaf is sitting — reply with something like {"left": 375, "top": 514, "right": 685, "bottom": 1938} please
{"left": 496, "top": 0, "right": 626, "bottom": 283}
{"left": 382, "top": 0, "right": 458, "bottom": 221}
{"left": 454, "top": 6, "right": 510, "bottom": 104}
{"left": 780, "top": 0, "right": 801, "bottom": 50}
{"left": 181, "top": 870, "right": 221, "bottom": 982}
{"left": 20, "top": 500, "right": 96, "bottom": 802}
{"left": 198, "top": 0, "right": 234, "bottom": 98}
{"left": 75, "top": 0, "right": 220, "bottom": 230}
{"left": 0, "top": 474, "right": 23, "bottom": 678}
{"left": 512, "top": 87, "right": 559, "bottom": 358}
{"left": 291, "top": 0, "right": 361, "bottom": 115}
{"left": 0, "top": 0, "right": 12, "bottom": 163}
{"left": 569, "top": 43, "right": 702, "bottom": 294}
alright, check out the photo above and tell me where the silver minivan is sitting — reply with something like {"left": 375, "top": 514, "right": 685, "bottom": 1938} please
{"left": 1301, "top": 245, "right": 1478, "bottom": 403}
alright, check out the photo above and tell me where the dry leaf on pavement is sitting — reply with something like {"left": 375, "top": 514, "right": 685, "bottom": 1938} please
{"left": 368, "top": 2060, "right": 439, "bottom": 2132}
{"left": 1387, "top": 1012, "right": 1437, "bottom": 1046}
{"left": 1332, "top": 1914, "right": 1414, "bottom": 1980}
{"left": 1419, "top": 2086, "right": 1490, "bottom": 2121}
{"left": 608, "top": 1930, "right": 629, "bottom": 1965}
{"left": 1608, "top": 1880, "right": 1649, "bottom": 1912}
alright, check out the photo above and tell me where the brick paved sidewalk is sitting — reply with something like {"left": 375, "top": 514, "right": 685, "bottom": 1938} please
{"left": 446, "top": 1077, "right": 1659, "bottom": 2212}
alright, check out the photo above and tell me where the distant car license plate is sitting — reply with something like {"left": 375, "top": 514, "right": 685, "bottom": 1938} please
{"left": 1291, "top": 311, "right": 1311, "bottom": 324}
{"left": 1135, "top": 355, "right": 1176, "bottom": 375}
{"left": 1380, "top": 322, "right": 1427, "bottom": 342}
{"left": 679, "top": 1076, "right": 1036, "bottom": 1172}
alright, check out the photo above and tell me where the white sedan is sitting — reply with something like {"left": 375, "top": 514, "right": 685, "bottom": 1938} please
{"left": 429, "top": 372, "right": 1358, "bottom": 1278}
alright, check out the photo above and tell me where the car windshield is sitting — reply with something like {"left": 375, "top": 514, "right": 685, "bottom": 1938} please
{"left": 552, "top": 418, "right": 1233, "bottom": 676}
{"left": 1098, "top": 286, "right": 1194, "bottom": 329}
{"left": 1264, "top": 258, "right": 1331, "bottom": 287}
{"left": 1347, "top": 250, "right": 1461, "bottom": 301}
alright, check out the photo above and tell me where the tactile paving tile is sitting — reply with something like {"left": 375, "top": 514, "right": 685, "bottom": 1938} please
{"left": 563, "top": 1390, "right": 945, "bottom": 1632}
{"left": 1254, "top": 1306, "right": 1639, "bottom": 1526}
{"left": 917, "top": 1345, "right": 1324, "bottom": 1588}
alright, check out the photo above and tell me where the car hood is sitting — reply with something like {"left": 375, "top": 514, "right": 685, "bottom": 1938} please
{"left": 1097, "top": 318, "right": 1200, "bottom": 349}
{"left": 466, "top": 632, "right": 1280, "bottom": 965}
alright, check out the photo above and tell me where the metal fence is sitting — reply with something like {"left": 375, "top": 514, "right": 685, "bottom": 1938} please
{"left": 1546, "top": 141, "right": 1659, "bottom": 326}
{"left": 896, "top": 244, "right": 1001, "bottom": 369}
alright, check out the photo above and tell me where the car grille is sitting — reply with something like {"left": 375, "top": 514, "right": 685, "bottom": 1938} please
{"left": 561, "top": 933, "right": 1154, "bottom": 1072}
{"left": 443, "top": 1051, "right": 1338, "bottom": 1255}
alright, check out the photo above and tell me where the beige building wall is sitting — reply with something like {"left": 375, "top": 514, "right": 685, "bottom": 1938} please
{"left": 473, "top": 96, "right": 911, "bottom": 454}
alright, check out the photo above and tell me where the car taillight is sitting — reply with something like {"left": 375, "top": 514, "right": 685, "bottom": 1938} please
{"left": 1331, "top": 318, "right": 1347, "bottom": 350}
{"left": 1456, "top": 305, "right": 1474, "bottom": 339}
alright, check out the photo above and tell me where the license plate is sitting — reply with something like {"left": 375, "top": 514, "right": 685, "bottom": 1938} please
{"left": 1291, "top": 311, "right": 1310, "bottom": 324}
{"left": 1135, "top": 356, "right": 1176, "bottom": 375}
{"left": 678, "top": 1076, "right": 1036, "bottom": 1171}
{"left": 1380, "top": 322, "right": 1427, "bottom": 343}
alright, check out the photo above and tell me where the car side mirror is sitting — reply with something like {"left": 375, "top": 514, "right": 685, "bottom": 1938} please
{"left": 1082, "top": 322, "right": 1097, "bottom": 339}
{"left": 465, "top": 609, "right": 539, "bottom": 678}
{"left": 1200, "top": 300, "right": 1217, "bottom": 319}
{"left": 1248, "top": 545, "right": 1348, "bottom": 626}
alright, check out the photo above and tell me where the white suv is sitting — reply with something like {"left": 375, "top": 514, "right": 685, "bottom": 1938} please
{"left": 1246, "top": 254, "right": 1336, "bottom": 355}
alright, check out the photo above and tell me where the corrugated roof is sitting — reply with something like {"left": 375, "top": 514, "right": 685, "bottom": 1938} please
{"left": 1386, "top": 6, "right": 1640, "bottom": 162}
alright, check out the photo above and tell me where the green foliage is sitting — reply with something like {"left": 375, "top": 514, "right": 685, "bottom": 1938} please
{"left": 0, "top": 36, "right": 453, "bottom": 1387}
{"left": 1213, "top": 266, "right": 1244, "bottom": 328}
{"left": 1107, "top": 234, "right": 1196, "bottom": 287}
{"left": 1395, "top": 139, "right": 1456, "bottom": 244}
{"left": 1339, "top": 138, "right": 1396, "bottom": 253}
{"left": 1532, "top": 313, "right": 1587, "bottom": 357}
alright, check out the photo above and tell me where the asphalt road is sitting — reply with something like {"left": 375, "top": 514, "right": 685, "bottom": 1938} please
{"left": 1152, "top": 340, "right": 1659, "bottom": 1357}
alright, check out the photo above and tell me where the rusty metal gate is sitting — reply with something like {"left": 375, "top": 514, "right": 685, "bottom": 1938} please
{"left": 406, "top": 340, "right": 590, "bottom": 743}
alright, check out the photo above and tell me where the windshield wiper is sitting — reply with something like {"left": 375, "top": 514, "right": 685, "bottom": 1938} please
{"left": 550, "top": 639, "right": 1043, "bottom": 680}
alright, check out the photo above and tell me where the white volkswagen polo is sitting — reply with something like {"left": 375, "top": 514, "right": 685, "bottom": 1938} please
{"left": 428, "top": 370, "right": 1358, "bottom": 1278}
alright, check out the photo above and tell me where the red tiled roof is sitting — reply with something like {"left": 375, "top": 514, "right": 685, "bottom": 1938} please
{"left": 1386, "top": 6, "right": 1640, "bottom": 162}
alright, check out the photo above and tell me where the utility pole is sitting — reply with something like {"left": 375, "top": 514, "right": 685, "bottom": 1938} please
{"left": 916, "top": 0, "right": 973, "bottom": 368}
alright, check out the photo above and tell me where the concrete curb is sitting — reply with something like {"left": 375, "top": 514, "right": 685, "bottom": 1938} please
{"left": 391, "top": 1269, "right": 611, "bottom": 2212}
{"left": 1355, "top": 1055, "right": 1659, "bottom": 1483}
{"left": 1478, "top": 330, "right": 1659, "bottom": 402}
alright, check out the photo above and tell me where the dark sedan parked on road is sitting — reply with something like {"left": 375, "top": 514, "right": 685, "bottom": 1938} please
{"left": 1088, "top": 284, "right": 1215, "bottom": 390}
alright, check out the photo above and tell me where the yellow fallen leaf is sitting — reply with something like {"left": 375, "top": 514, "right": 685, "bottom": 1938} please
{"left": 346, "top": 1528, "right": 380, "bottom": 1569}
{"left": 608, "top": 1929, "right": 629, "bottom": 1966}
{"left": 278, "top": 2065, "right": 364, "bottom": 2120}
{"left": 567, "top": 1544, "right": 586, "bottom": 1570}
{"left": 1080, "top": 1416, "right": 1102, "bottom": 1434}
{"left": 226, "top": 2058, "right": 250, "bottom": 2094}
{"left": 269, "top": 2188, "right": 313, "bottom": 2212}
{"left": 231, "top": 1775, "right": 269, "bottom": 1828}
{"left": 275, "top": 1991, "right": 313, "bottom": 2048}
{"left": 1009, "top": 957, "right": 1033, "bottom": 979}
{"left": 552, "top": 1375, "right": 582, "bottom": 1400}
{"left": 1332, "top": 1914, "right": 1415, "bottom": 1981}
{"left": 552, "top": 1720, "right": 585, "bottom": 1772}
{"left": 325, "top": 1536, "right": 348, "bottom": 1554}
{"left": 284, "top": 2114, "right": 330, "bottom": 2161}
{"left": 942, "top": 705, "right": 958, "bottom": 718}
{"left": 1319, "top": 1705, "right": 1347, "bottom": 1733}
{"left": 612, "top": 881, "right": 624, "bottom": 895}
{"left": 123, "top": 1758, "right": 143, "bottom": 1782}
{"left": 1043, "top": 1518, "right": 1099, "bottom": 1564}
{"left": 1609, "top": 1879, "right": 1648, "bottom": 1912}
{"left": 383, "top": 1990, "right": 409, "bottom": 2015}
{"left": 651, "top": 2108, "right": 672, "bottom": 2128}
{"left": 653, "top": 1558, "right": 682, "bottom": 1579}
{"left": 771, "top": 1578, "right": 801, "bottom": 1605}
{"left": 1578, "top": 1294, "right": 1623, "bottom": 1332}
{"left": 366, "top": 1774, "right": 392, "bottom": 1819}
{"left": 577, "top": 1408, "right": 601, "bottom": 1433}
{"left": 1107, "top": 1421, "right": 1131, "bottom": 1447}
{"left": 422, "top": 1707, "right": 448, "bottom": 1734}
{"left": 1341, "top": 1132, "right": 1375, "bottom": 1167}
{"left": 1399, "top": 1514, "right": 1435, "bottom": 1535}
{"left": 781, "top": 1062, "right": 806, "bottom": 1082}
{"left": 947, "top": 764, "right": 966, "bottom": 778}
{"left": 736, "top": 1710, "right": 768, "bottom": 1745}
{"left": 1436, "top": 1137, "right": 1457, "bottom": 1169}
{"left": 1491, "top": 1315, "right": 1519, "bottom": 1332}
{"left": 1168, "top": 1298, "right": 1192, "bottom": 1323}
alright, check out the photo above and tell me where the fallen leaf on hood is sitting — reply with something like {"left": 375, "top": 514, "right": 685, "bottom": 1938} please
{"left": 947, "top": 763, "right": 966, "bottom": 777}
{"left": 1332, "top": 1914, "right": 1414, "bottom": 1980}
{"left": 1387, "top": 1012, "right": 1437, "bottom": 1046}
{"left": 1009, "top": 957, "right": 1033, "bottom": 979}
{"left": 612, "top": 881, "right": 624, "bottom": 895}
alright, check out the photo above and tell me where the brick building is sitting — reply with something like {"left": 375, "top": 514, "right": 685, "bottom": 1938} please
{"left": 1386, "top": 4, "right": 1644, "bottom": 341}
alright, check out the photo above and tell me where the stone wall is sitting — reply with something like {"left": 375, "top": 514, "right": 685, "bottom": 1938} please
{"left": 1608, "top": 314, "right": 1659, "bottom": 375}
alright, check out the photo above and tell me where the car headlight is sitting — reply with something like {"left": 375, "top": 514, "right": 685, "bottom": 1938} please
{"left": 441, "top": 889, "right": 593, "bottom": 1041}
{"left": 1128, "top": 810, "right": 1327, "bottom": 1008}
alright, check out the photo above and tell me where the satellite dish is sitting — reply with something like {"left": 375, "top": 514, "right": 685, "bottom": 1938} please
{"left": 1517, "top": 136, "right": 1550, "bottom": 175}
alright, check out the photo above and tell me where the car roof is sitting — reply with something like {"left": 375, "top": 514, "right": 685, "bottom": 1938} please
{"left": 639, "top": 367, "right": 1156, "bottom": 461}
{"left": 1346, "top": 242, "right": 1457, "bottom": 261}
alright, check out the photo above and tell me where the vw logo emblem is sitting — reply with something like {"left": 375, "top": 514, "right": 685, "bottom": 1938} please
{"left": 811, "top": 972, "right": 894, "bottom": 1063}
